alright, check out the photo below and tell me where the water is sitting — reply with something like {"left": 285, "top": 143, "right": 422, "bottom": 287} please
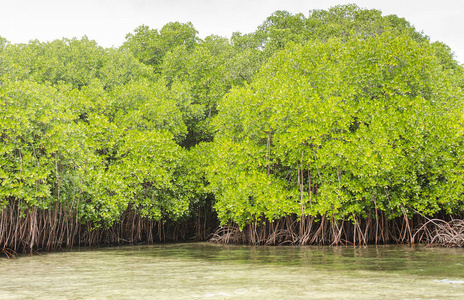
{"left": 1, "top": 243, "right": 464, "bottom": 299}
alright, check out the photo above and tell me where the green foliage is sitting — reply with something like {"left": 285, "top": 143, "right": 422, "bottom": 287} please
{"left": 0, "top": 37, "right": 153, "bottom": 89}
{"left": 304, "top": 4, "right": 426, "bottom": 42}
{"left": 160, "top": 35, "right": 238, "bottom": 146}
{"left": 236, "top": 4, "right": 428, "bottom": 67}
{"left": 108, "top": 80, "right": 187, "bottom": 140}
{"left": 212, "top": 32, "right": 464, "bottom": 227}
{"left": 0, "top": 78, "right": 189, "bottom": 226}
{"left": 122, "top": 22, "right": 198, "bottom": 72}
{"left": 1, "top": 5, "right": 463, "bottom": 234}
{"left": 0, "top": 36, "right": 7, "bottom": 47}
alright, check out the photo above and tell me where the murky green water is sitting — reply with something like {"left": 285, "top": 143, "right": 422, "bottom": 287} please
{"left": 1, "top": 243, "right": 463, "bottom": 299}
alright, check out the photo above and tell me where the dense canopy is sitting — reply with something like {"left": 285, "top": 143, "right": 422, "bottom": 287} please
{"left": 0, "top": 4, "right": 463, "bottom": 252}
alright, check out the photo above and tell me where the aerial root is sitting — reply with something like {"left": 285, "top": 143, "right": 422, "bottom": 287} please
{"left": 413, "top": 219, "right": 464, "bottom": 247}
{"left": 1, "top": 247, "right": 17, "bottom": 259}
{"left": 210, "top": 217, "right": 464, "bottom": 247}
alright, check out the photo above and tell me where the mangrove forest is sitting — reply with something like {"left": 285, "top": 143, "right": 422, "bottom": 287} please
{"left": 1, "top": 4, "right": 464, "bottom": 256}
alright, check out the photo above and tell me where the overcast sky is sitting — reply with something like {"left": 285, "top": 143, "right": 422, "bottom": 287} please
{"left": 1, "top": 0, "right": 463, "bottom": 63}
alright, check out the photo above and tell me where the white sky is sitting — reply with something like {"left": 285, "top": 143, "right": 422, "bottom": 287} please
{"left": 1, "top": 0, "right": 463, "bottom": 63}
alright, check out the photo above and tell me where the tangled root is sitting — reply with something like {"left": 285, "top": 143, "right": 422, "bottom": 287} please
{"left": 1, "top": 247, "right": 17, "bottom": 258}
{"left": 414, "top": 219, "right": 464, "bottom": 247}
{"left": 209, "top": 226, "right": 246, "bottom": 244}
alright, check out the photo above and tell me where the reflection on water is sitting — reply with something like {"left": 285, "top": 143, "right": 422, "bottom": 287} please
{"left": 1, "top": 243, "right": 463, "bottom": 299}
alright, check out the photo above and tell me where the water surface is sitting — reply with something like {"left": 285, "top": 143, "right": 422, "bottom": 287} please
{"left": 1, "top": 243, "right": 463, "bottom": 299}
